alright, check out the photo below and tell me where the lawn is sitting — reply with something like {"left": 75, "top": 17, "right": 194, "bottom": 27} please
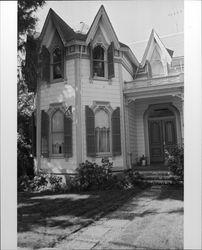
{"left": 18, "top": 188, "right": 144, "bottom": 249}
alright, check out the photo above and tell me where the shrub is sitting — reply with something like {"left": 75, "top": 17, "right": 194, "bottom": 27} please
{"left": 75, "top": 158, "right": 114, "bottom": 190}
{"left": 18, "top": 173, "right": 64, "bottom": 192}
{"left": 48, "top": 174, "right": 64, "bottom": 192}
{"left": 18, "top": 175, "right": 32, "bottom": 192}
{"left": 165, "top": 144, "right": 184, "bottom": 182}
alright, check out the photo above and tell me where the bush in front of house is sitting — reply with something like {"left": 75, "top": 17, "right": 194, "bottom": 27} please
{"left": 75, "top": 158, "right": 114, "bottom": 190}
{"left": 18, "top": 158, "right": 147, "bottom": 192}
{"left": 18, "top": 173, "right": 64, "bottom": 192}
{"left": 165, "top": 144, "right": 184, "bottom": 184}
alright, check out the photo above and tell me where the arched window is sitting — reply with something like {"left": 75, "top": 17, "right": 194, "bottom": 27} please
{"left": 53, "top": 48, "right": 62, "bottom": 79}
{"left": 93, "top": 45, "right": 105, "bottom": 77}
{"left": 52, "top": 110, "right": 64, "bottom": 154}
{"left": 151, "top": 60, "right": 164, "bottom": 76}
{"left": 95, "top": 109, "right": 110, "bottom": 153}
{"left": 85, "top": 105, "right": 121, "bottom": 157}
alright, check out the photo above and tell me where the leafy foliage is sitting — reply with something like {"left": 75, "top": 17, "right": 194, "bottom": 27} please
{"left": 18, "top": 174, "right": 64, "bottom": 192}
{"left": 75, "top": 158, "right": 114, "bottom": 190}
{"left": 165, "top": 144, "right": 184, "bottom": 183}
{"left": 18, "top": 0, "right": 45, "bottom": 51}
{"left": 18, "top": 0, "right": 45, "bottom": 178}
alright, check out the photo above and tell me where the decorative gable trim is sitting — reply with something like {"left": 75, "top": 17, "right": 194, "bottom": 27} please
{"left": 141, "top": 29, "right": 172, "bottom": 67}
{"left": 86, "top": 5, "right": 120, "bottom": 49}
{"left": 39, "top": 8, "right": 75, "bottom": 48}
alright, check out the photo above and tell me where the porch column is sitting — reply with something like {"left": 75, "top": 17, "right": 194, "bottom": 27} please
{"left": 124, "top": 97, "right": 131, "bottom": 168}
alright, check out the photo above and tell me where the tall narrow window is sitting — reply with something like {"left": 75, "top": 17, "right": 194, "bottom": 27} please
{"left": 93, "top": 45, "right": 105, "bottom": 77}
{"left": 52, "top": 110, "right": 64, "bottom": 154}
{"left": 95, "top": 109, "right": 110, "bottom": 153}
{"left": 53, "top": 48, "right": 62, "bottom": 79}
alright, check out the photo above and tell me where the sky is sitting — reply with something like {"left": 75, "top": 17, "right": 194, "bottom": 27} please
{"left": 35, "top": 0, "right": 184, "bottom": 61}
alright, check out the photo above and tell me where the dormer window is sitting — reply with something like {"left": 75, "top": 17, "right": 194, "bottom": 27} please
{"left": 52, "top": 48, "right": 63, "bottom": 79}
{"left": 93, "top": 45, "right": 105, "bottom": 77}
{"left": 89, "top": 42, "right": 115, "bottom": 80}
{"left": 151, "top": 60, "right": 164, "bottom": 77}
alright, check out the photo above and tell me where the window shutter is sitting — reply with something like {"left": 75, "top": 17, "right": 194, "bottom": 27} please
{"left": 41, "top": 110, "right": 49, "bottom": 157}
{"left": 85, "top": 106, "right": 96, "bottom": 157}
{"left": 41, "top": 46, "right": 50, "bottom": 82}
{"left": 108, "top": 42, "right": 115, "bottom": 79}
{"left": 88, "top": 40, "right": 93, "bottom": 79}
{"left": 112, "top": 107, "right": 121, "bottom": 156}
{"left": 64, "top": 107, "right": 72, "bottom": 158}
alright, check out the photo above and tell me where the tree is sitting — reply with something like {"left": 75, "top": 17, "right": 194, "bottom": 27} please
{"left": 18, "top": 0, "right": 45, "bottom": 177}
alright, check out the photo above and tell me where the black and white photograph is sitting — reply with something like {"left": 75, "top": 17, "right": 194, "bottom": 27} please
{"left": 0, "top": 1, "right": 201, "bottom": 249}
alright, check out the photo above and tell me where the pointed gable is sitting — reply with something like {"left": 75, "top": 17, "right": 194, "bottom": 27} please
{"left": 39, "top": 8, "right": 77, "bottom": 47}
{"left": 86, "top": 5, "right": 120, "bottom": 49}
{"left": 141, "top": 29, "right": 172, "bottom": 67}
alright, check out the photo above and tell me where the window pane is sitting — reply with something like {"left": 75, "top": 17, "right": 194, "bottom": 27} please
{"left": 53, "top": 48, "right": 62, "bottom": 63}
{"left": 52, "top": 133, "right": 64, "bottom": 154}
{"left": 52, "top": 111, "right": 64, "bottom": 132}
{"left": 93, "top": 61, "right": 104, "bottom": 77}
{"left": 53, "top": 63, "right": 62, "bottom": 79}
{"left": 93, "top": 46, "right": 104, "bottom": 60}
{"left": 95, "top": 110, "right": 110, "bottom": 153}
{"left": 93, "top": 46, "right": 105, "bottom": 77}
{"left": 53, "top": 48, "right": 62, "bottom": 79}
{"left": 95, "top": 110, "right": 109, "bottom": 128}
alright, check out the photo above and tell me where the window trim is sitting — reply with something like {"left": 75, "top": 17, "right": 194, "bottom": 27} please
{"left": 47, "top": 103, "right": 72, "bottom": 158}
{"left": 50, "top": 46, "right": 64, "bottom": 83}
{"left": 91, "top": 102, "right": 113, "bottom": 157}
{"left": 51, "top": 109, "right": 65, "bottom": 156}
{"left": 92, "top": 44, "right": 108, "bottom": 79}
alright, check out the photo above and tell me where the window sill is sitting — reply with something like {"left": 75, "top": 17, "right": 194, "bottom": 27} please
{"left": 50, "top": 78, "right": 65, "bottom": 84}
{"left": 95, "top": 153, "right": 112, "bottom": 158}
{"left": 50, "top": 155, "right": 64, "bottom": 159}
{"left": 93, "top": 76, "right": 108, "bottom": 81}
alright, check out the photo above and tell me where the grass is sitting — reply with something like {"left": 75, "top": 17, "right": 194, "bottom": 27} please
{"left": 18, "top": 187, "right": 145, "bottom": 249}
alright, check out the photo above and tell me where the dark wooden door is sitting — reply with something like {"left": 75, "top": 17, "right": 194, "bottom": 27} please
{"left": 163, "top": 119, "right": 177, "bottom": 154}
{"left": 149, "top": 119, "right": 177, "bottom": 163}
{"left": 149, "top": 120, "right": 164, "bottom": 163}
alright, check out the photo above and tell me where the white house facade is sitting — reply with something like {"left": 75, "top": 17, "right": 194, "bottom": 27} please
{"left": 33, "top": 6, "right": 184, "bottom": 174}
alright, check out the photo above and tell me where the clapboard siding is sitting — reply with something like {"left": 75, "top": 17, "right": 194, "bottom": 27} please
{"left": 39, "top": 59, "right": 77, "bottom": 171}
{"left": 81, "top": 58, "right": 124, "bottom": 167}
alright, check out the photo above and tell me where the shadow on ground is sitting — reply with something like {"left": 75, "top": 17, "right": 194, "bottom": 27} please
{"left": 18, "top": 185, "right": 183, "bottom": 249}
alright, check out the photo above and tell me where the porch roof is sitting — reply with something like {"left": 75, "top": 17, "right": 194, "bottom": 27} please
{"left": 123, "top": 73, "right": 184, "bottom": 100}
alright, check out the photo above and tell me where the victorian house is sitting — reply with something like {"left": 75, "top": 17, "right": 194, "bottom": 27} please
{"left": 33, "top": 5, "right": 184, "bottom": 174}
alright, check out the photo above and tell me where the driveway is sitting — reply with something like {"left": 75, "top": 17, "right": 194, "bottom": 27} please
{"left": 52, "top": 185, "right": 183, "bottom": 250}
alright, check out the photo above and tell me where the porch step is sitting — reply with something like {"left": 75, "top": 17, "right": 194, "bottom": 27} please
{"left": 133, "top": 170, "right": 180, "bottom": 185}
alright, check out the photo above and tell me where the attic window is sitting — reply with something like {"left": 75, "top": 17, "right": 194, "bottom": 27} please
{"left": 53, "top": 48, "right": 63, "bottom": 79}
{"left": 93, "top": 45, "right": 105, "bottom": 77}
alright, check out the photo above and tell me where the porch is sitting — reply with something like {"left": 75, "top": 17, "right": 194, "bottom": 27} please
{"left": 123, "top": 73, "right": 184, "bottom": 168}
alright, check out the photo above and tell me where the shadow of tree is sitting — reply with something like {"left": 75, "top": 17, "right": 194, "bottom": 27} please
{"left": 18, "top": 185, "right": 183, "bottom": 249}
{"left": 18, "top": 188, "right": 145, "bottom": 233}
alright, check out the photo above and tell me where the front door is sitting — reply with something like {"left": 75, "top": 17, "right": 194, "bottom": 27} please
{"left": 149, "top": 119, "right": 176, "bottom": 163}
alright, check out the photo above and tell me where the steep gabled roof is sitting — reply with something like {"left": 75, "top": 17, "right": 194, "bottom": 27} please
{"left": 86, "top": 5, "right": 120, "bottom": 49}
{"left": 141, "top": 29, "right": 172, "bottom": 66}
{"left": 39, "top": 8, "right": 78, "bottom": 45}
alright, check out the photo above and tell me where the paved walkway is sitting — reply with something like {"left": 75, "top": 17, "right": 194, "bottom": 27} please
{"left": 42, "top": 185, "right": 183, "bottom": 250}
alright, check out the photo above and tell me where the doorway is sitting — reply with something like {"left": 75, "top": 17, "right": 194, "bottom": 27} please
{"left": 148, "top": 118, "right": 177, "bottom": 163}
